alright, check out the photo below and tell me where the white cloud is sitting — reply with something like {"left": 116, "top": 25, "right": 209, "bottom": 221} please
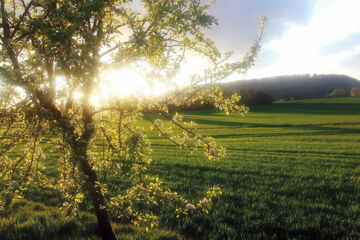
{"left": 261, "top": 0, "right": 360, "bottom": 78}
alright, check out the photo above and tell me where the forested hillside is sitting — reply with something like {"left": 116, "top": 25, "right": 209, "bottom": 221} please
{"left": 219, "top": 74, "right": 360, "bottom": 99}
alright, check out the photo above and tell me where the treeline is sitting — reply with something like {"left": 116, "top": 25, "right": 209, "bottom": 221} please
{"left": 236, "top": 90, "right": 273, "bottom": 106}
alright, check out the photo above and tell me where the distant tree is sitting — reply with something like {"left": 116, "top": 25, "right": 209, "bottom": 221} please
{"left": 350, "top": 87, "right": 360, "bottom": 97}
{"left": 325, "top": 89, "right": 350, "bottom": 98}
{"left": 238, "top": 89, "right": 273, "bottom": 106}
{"left": 0, "top": 1, "right": 265, "bottom": 239}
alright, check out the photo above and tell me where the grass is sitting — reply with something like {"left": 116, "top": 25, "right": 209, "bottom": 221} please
{"left": 144, "top": 97, "right": 360, "bottom": 239}
{"left": 0, "top": 200, "right": 181, "bottom": 240}
{"left": 2, "top": 97, "right": 360, "bottom": 239}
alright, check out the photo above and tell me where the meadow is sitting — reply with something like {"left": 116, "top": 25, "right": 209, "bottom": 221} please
{"left": 1, "top": 97, "right": 360, "bottom": 239}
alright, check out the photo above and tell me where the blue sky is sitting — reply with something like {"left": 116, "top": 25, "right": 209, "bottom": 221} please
{"left": 205, "top": 0, "right": 360, "bottom": 80}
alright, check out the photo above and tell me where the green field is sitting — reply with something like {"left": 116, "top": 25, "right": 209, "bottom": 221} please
{"left": 2, "top": 97, "right": 360, "bottom": 239}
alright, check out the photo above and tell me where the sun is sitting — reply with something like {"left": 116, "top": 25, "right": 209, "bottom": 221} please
{"left": 101, "top": 68, "right": 148, "bottom": 97}
{"left": 90, "top": 67, "right": 172, "bottom": 106}
{"left": 89, "top": 59, "right": 210, "bottom": 107}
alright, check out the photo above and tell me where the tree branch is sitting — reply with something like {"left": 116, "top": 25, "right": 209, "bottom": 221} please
{"left": 9, "top": 0, "right": 33, "bottom": 39}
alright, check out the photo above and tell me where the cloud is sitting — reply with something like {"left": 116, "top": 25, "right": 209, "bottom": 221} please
{"left": 250, "top": 0, "right": 360, "bottom": 79}
{"left": 207, "top": 0, "right": 315, "bottom": 53}
{"left": 268, "top": 0, "right": 360, "bottom": 49}
{"left": 319, "top": 32, "right": 360, "bottom": 56}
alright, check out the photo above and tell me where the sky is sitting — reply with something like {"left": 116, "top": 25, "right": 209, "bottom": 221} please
{"left": 99, "top": 0, "right": 360, "bottom": 99}
{"left": 2, "top": 0, "right": 360, "bottom": 100}
{"left": 91, "top": 0, "right": 360, "bottom": 100}
{"left": 204, "top": 0, "right": 360, "bottom": 80}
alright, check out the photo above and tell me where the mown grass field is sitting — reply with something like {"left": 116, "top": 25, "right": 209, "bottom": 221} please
{"left": 2, "top": 97, "right": 360, "bottom": 239}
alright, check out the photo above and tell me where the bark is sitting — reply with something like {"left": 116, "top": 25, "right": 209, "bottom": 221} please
{"left": 73, "top": 140, "right": 117, "bottom": 240}
{"left": 75, "top": 76, "right": 118, "bottom": 239}
{"left": 36, "top": 91, "right": 118, "bottom": 240}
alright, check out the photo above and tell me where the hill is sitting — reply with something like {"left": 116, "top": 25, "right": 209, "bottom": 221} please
{"left": 219, "top": 74, "right": 360, "bottom": 99}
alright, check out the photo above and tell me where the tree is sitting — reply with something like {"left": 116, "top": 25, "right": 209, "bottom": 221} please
{"left": 350, "top": 87, "right": 360, "bottom": 97}
{"left": 237, "top": 89, "right": 273, "bottom": 106}
{"left": 0, "top": 1, "right": 265, "bottom": 239}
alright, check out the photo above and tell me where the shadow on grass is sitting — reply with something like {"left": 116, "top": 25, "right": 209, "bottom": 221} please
{"left": 180, "top": 102, "right": 360, "bottom": 116}
{"left": 151, "top": 161, "right": 360, "bottom": 239}
{"left": 251, "top": 103, "right": 360, "bottom": 115}
{"left": 180, "top": 116, "right": 360, "bottom": 128}
{"left": 0, "top": 200, "right": 182, "bottom": 240}
{"left": 211, "top": 127, "right": 360, "bottom": 139}
{"left": 226, "top": 147, "right": 360, "bottom": 158}
{"left": 149, "top": 160, "right": 360, "bottom": 206}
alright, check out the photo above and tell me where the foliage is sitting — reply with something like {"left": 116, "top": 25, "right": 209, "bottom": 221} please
{"left": 168, "top": 86, "right": 250, "bottom": 112}
{"left": 0, "top": 0, "right": 265, "bottom": 239}
{"left": 169, "top": 88, "right": 273, "bottom": 111}
{"left": 0, "top": 85, "right": 49, "bottom": 212}
{"left": 325, "top": 88, "right": 350, "bottom": 98}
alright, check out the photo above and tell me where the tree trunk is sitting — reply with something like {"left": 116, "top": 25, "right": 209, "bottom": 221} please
{"left": 34, "top": 84, "right": 117, "bottom": 240}
{"left": 74, "top": 141, "right": 118, "bottom": 240}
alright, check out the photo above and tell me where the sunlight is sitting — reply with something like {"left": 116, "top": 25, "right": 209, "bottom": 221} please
{"left": 90, "top": 68, "right": 144, "bottom": 106}
{"left": 263, "top": 0, "right": 360, "bottom": 77}
{"left": 90, "top": 67, "right": 173, "bottom": 106}
{"left": 101, "top": 68, "right": 148, "bottom": 97}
